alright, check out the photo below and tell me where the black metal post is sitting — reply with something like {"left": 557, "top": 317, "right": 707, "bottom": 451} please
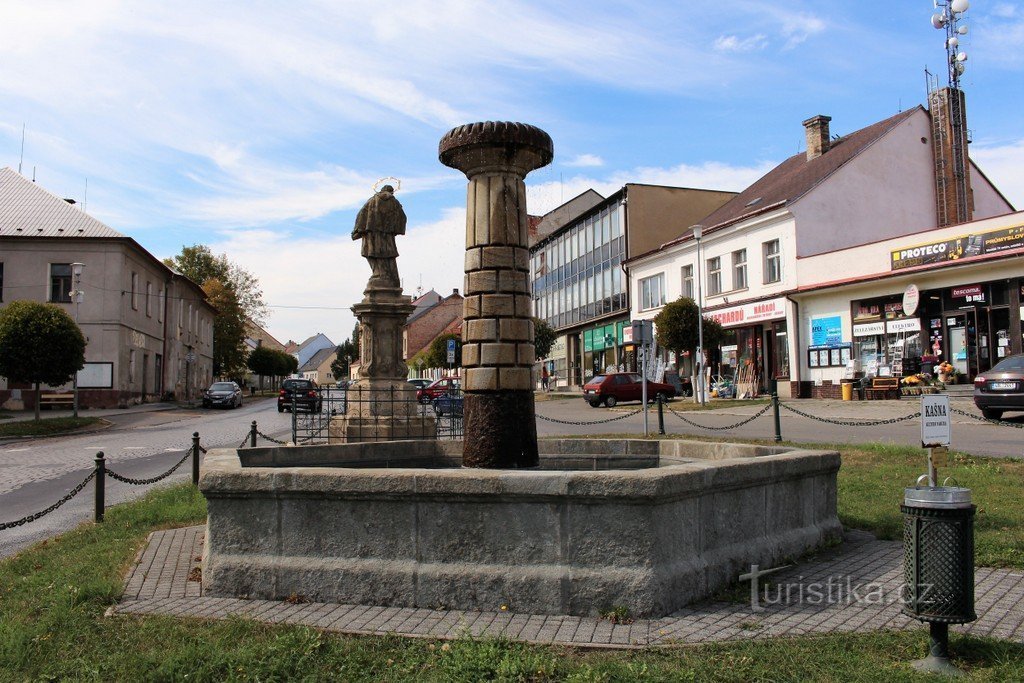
{"left": 657, "top": 394, "right": 665, "bottom": 435}
{"left": 250, "top": 420, "right": 258, "bottom": 448}
{"left": 291, "top": 391, "right": 298, "bottom": 443}
{"left": 772, "top": 393, "right": 782, "bottom": 442}
{"left": 94, "top": 451, "right": 105, "bottom": 522}
{"left": 191, "top": 432, "right": 200, "bottom": 485}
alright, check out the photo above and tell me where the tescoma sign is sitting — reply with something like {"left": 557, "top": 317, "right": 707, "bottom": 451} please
{"left": 921, "top": 394, "right": 951, "bottom": 448}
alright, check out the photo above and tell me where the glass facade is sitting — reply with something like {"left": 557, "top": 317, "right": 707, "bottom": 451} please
{"left": 531, "top": 205, "right": 626, "bottom": 330}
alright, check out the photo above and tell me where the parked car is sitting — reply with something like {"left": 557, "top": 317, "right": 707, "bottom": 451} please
{"left": 432, "top": 393, "right": 464, "bottom": 417}
{"left": 278, "top": 378, "right": 322, "bottom": 413}
{"left": 973, "top": 353, "right": 1024, "bottom": 420}
{"left": 582, "top": 373, "right": 677, "bottom": 407}
{"left": 407, "top": 378, "right": 431, "bottom": 391}
{"left": 417, "top": 376, "right": 460, "bottom": 403}
{"left": 202, "top": 381, "right": 243, "bottom": 409}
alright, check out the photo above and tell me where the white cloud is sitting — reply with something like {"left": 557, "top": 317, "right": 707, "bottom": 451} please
{"left": 714, "top": 34, "right": 768, "bottom": 53}
{"left": 563, "top": 154, "right": 605, "bottom": 168}
{"left": 780, "top": 13, "right": 826, "bottom": 49}
{"left": 971, "top": 138, "right": 1024, "bottom": 209}
{"left": 992, "top": 4, "right": 1018, "bottom": 19}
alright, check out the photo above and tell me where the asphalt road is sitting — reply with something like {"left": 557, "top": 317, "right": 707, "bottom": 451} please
{"left": 2, "top": 392, "right": 1020, "bottom": 559}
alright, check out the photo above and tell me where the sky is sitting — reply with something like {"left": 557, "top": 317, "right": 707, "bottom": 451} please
{"left": 2, "top": 1, "right": 1022, "bottom": 346}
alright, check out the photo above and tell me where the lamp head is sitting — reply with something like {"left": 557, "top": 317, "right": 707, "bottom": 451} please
{"left": 692, "top": 224, "right": 704, "bottom": 240}
{"left": 71, "top": 262, "right": 84, "bottom": 277}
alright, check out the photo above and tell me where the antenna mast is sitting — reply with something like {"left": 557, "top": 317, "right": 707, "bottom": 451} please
{"left": 18, "top": 124, "right": 25, "bottom": 174}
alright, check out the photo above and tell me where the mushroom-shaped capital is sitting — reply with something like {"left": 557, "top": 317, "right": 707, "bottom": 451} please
{"left": 439, "top": 121, "right": 553, "bottom": 179}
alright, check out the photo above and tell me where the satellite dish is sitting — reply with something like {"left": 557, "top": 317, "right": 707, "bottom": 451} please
{"left": 951, "top": 0, "right": 969, "bottom": 13}
{"left": 955, "top": 62, "right": 966, "bottom": 75}
{"left": 947, "top": 37, "right": 959, "bottom": 48}
{"left": 956, "top": 51, "right": 968, "bottom": 62}
{"left": 957, "top": 25, "right": 969, "bottom": 35}
{"left": 931, "top": 13, "right": 946, "bottom": 28}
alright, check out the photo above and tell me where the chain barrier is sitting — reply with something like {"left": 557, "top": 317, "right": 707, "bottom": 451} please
{"left": 667, "top": 402, "right": 773, "bottom": 431}
{"left": 778, "top": 402, "right": 921, "bottom": 427}
{"left": 951, "top": 407, "right": 1024, "bottom": 429}
{"left": 0, "top": 470, "right": 97, "bottom": 530}
{"left": 535, "top": 406, "right": 645, "bottom": 426}
{"left": 256, "top": 430, "right": 290, "bottom": 445}
{"left": 105, "top": 448, "right": 193, "bottom": 486}
{"left": 238, "top": 433, "right": 250, "bottom": 449}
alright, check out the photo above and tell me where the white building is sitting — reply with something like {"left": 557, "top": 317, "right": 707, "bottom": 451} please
{"left": 624, "top": 100, "right": 1014, "bottom": 397}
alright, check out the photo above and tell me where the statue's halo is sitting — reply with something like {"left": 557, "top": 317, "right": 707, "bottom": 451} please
{"left": 373, "top": 177, "right": 402, "bottom": 193}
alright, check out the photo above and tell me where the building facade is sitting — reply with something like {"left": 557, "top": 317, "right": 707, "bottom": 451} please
{"left": 0, "top": 167, "right": 215, "bottom": 408}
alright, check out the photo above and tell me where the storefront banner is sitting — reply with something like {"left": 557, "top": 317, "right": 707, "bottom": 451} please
{"left": 887, "top": 318, "right": 921, "bottom": 334}
{"left": 549, "top": 336, "right": 567, "bottom": 360}
{"left": 950, "top": 284, "right": 986, "bottom": 304}
{"left": 707, "top": 297, "right": 786, "bottom": 328}
{"left": 902, "top": 284, "right": 920, "bottom": 316}
{"left": 890, "top": 222, "right": 1024, "bottom": 270}
{"left": 853, "top": 322, "right": 886, "bottom": 337}
{"left": 810, "top": 316, "right": 843, "bottom": 347}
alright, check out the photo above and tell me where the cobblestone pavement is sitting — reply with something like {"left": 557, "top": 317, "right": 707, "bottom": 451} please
{"left": 111, "top": 527, "right": 1024, "bottom": 648}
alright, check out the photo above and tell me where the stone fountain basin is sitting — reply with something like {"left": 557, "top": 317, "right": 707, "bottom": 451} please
{"left": 200, "top": 439, "right": 841, "bottom": 618}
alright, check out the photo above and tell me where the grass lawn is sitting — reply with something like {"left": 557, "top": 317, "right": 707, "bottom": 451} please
{"left": 2, "top": 484, "right": 1021, "bottom": 680}
{"left": 0, "top": 416, "right": 103, "bottom": 438}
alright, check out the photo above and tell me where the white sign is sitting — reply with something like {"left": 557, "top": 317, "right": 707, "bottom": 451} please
{"left": 707, "top": 297, "right": 787, "bottom": 328}
{"left": 446, "top": 350, "right": 456, "bottom": 364}
{"left": 853, "top": 322, "right": 886, "bottom": 337}
{"left": 887, "top": 318, "right": 922, "bottom": 334}
{"left": 921, "top": 394, "right": 951, "bottom": 447}
{"left": 902, "top": 284, "right": 920, "bottom": 316}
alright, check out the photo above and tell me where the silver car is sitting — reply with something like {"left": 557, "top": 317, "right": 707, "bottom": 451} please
{"left": 973, "top": 354, "right": 1024, "bottom": 420}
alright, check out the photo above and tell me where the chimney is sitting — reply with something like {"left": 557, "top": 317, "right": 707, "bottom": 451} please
{"left": 452, "top": 288, "right": 460, "bottom": 296}
{"left": 929, "top": 87, "right": 973, "bottom": 227}
{"left": 63, "top": 198, "right": 77, "bottom": 204}
{"left": 802, "top": 115, "right": 832, "bottom": 161}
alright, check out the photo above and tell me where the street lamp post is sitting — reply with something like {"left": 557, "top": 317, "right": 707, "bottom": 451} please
{"left": 71, "top": 262, "right": 85, "bottom": 418}
{"left": 692, "top": 226, "right": 705, "bottom": 405}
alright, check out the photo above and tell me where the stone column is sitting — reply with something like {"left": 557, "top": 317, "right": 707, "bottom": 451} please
{"left": 439, "top": 121, "right": 553, "bottom": 468}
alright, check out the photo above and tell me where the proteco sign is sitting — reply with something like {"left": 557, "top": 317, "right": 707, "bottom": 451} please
{"left": 891, "top": 221, "right": 1024, "bottom": 270}
{"left": 921, "top": 394, "right": 951, "bottom": 448}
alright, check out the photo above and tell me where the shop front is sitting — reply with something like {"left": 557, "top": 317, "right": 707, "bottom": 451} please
{"left": 580, "top": 320, "right": 629, "bottom": 381}
{"left": 707, "top": 297, "right": 790, "bottom": 395}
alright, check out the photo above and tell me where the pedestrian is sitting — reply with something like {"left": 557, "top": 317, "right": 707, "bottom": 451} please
{"left": 541, "top": 366, "right": 550, "bottom": 391}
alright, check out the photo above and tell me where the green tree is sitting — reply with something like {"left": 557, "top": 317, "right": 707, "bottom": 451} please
{"left": 425, "top": 333, "right": 461, "bottom": 369}
{"left": 533, "top": 317, "right": 557, "bottom": 360}
{"left": 653, "top": 297, "right": 725, "bottom": 363}
{"left": 203, "top": 278, "right": 247, "bottom": 378}
{"left": 331, "top": 338, "right": 358, "bottom": 380}
{"left": 246, "top": 345, "right": 278, "bottom": 390}
{"left": 273, "top": 350, "right": 298, "bottom": 379}
{"left": 0, "top": 301, "right": 86, "bottom": 420}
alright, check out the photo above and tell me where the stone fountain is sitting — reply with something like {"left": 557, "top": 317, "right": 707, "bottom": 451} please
{"left": 199, "top": 122, "right": 842, "bottom": 618}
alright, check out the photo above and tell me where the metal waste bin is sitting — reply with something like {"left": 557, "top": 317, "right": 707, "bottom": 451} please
{"left": 902, "top": 485, "right": 976, "bottom": 674}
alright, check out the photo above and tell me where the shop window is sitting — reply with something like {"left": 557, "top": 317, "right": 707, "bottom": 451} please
{"left": 707, "top": 257, "right": 722, "bottom": 295}
{"left": 763, "top": 240, "right": 781, "bottom": 284}
{"left": 50, "top": 263, "right": 72, "bottom": 303}
{"left": 732, "top": 249, "right": 747, "bottom": 290}
{"left": 681, "top": 264, "right": 694, "bottom": 299}
{"left": 639, "top": 274, "right": 665, "bottom": 311}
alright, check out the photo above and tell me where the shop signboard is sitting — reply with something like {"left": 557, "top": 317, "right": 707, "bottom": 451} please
{"left": 902, "top": 284, "right": 920, "bottom": 316}
{"left": 707, "top": 297, "right": 786, "bottom": 328}
{"left": 950, "top": 284, "right": 986, "bottom": 304}
{"left": 890, "top": 221, "right": 1024, "bottom": 270}
{"left": 810, "top": 316, "right": 843, "bottom": 347}
{"left": 853, "top": 322, "right": 886, "bottom": 337}
{"left": 887, "top": 318, "right": 922, "bottom": 334}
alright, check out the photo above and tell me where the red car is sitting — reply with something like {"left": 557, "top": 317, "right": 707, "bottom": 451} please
{"left": 582, "top": 373, "right": 676, "bottom": 408}
{"left": 416, "top": 376, "right": 461, "bottom": 403}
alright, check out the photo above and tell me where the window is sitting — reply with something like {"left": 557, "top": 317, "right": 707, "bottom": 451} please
{"left": 707, "top": 257, "right": 722, "bottom": 295}
{"left": 188, "top": 304, "right": 194, "bottom": 333}
{"left": 146, "top": 282, "right": 153, "bottom": 317}
{"left": 681, "top": 265, "right": 693, "bottom": 299}
{"left": 50, "top": 264, "right": 72, "bottom": 302}
{"left": 129, "top": 349, "right": 136, "bottom": 383}
{"left": 764, "top": 239, "right": 781, "bottom": 284}
{"left": 131, "top": 272, "right": 139, "bottom": 310}
{"left": 639, "top": 274, "right": 666, "bottom": 311}
{"left": 732, "top": 249, "right": 747, "bottom": 290}
{"left": 158, "top": 288, "right": 165, "bottom": 322}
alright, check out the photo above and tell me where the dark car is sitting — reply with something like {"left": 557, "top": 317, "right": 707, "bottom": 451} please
{"left": 582, "top": 372, "right": 677, "bottom": 408}
{"left": 973, "top": 353, "right": 1024, "bottom": 420}
{"left": 432, "top": 393, "right": 464, "bottom": 417}
{"left": 278, "top": 378, "right": 322, "bottom": 413}
{"left": 417, "top": 376, "right": 460, "bottom": 403}
{"left": 203, "top": 381, "right": 243, "bottom": 409}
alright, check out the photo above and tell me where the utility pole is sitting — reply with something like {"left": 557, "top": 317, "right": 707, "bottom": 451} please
{"left": 71, "top": 262, "right": 85, "bottom": 418}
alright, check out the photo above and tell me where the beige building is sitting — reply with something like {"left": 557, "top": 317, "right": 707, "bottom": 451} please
{"left": 0, "top": 167, "right": 215, "bottom": 409}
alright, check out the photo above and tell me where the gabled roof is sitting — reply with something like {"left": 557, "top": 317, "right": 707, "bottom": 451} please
{"left": 697, "top": 107, "right": 922, "bottom": 234}
{"left": 299, "top": 346, "right": 336, "bottom": 372}
{"left": 0, "top": 167, "right": 125, "bottom": 238}
{"left": 296, "top": 332, "right": 332, "bottom": 351}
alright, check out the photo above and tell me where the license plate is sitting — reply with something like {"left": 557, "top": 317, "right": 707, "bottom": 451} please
{"left": 989, "top": 382, "right": 1016, "bottom": 390}
{"left": 585, "top": 390, "right": 595, "bottom": 394}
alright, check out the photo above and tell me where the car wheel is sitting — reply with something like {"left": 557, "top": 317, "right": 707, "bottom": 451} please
{"left": 982, "top": 408, "right": 1003, "bottom": 420}
{"left": 604, "top": 395, "right": 617, "bottom": 408}
{"left": 277, "top": 405, "right": 284, "bottom": 413}
{"left": 587, "top": 400, "right": 600, "bottom": 407}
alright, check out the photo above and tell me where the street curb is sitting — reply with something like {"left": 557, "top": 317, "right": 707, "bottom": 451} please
{"left": 0, "top": 418, "right": 115, "bottom": 445}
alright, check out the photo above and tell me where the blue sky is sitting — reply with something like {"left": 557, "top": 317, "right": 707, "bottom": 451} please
{"left": 2, "top": 1, "right": 1022, "bottom": 345}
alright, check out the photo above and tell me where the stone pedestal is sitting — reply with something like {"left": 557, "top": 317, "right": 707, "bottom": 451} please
{"left": 438, "top": 121, "right": 553, "bottom": 468}
{"left": 328, "top": 291, "right": 435, "bottom": 442}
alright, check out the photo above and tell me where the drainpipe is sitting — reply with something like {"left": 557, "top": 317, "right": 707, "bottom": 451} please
{"left": 161, "top": 276, "right": 170, "bottom": 401}
{"left": 786, "top": 294, "right": 801, "bottom": 385}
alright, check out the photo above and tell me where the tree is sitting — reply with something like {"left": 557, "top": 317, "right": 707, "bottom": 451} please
{"left": 653, "top": 297, "right": 725, "bottom": 363}
{"left": 0, "top": 301, "right": 86, "bottom": 420}
{"left": 203, "top": 278, "right": 247, "bottom": 378}
{"left": 274, "top": 350, "right": 298, "bottom": 378}
{"left": 533, "top": 317, "right": 557, "bottom": 360}
{"left": 246, "top": 345, "right": 278, "bottom": 390}
{"left": 331, "top": 338, "right": 358, "bottom": 380}
{"left": 425, "top": 333, "right": 461, "bottom": 369}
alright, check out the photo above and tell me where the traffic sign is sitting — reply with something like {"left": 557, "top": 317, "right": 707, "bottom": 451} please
{"left": 447, "top": 350, "right": 456, "bottom": 364}
{"left": 447, "top": 339, "right": 456, "bottom": 352}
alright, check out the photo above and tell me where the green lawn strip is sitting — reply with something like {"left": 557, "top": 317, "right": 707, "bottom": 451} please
{"left": 0, "top": 416, "right": 103, "bottom": 437}
{"left": 602, "top": 398, "right": 771, "bottom": 413}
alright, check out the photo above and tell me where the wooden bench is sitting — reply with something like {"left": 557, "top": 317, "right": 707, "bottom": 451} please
{"left": 864, "top": 377, "right": 900, "bottom": 401}
{"left": 39, "top": 393, "right": 74, "bottom": 409}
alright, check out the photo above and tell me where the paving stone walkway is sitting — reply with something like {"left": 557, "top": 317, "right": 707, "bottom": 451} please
{"left": 110, "top": 526, "right": 1024, "bottom": 648}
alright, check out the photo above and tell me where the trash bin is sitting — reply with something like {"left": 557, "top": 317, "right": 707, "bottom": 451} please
{"left": 902, "top": 484, "right": 976, "bottom": 674}
{"left": 841, "top": 381, "right": 853, "bottom": 401}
